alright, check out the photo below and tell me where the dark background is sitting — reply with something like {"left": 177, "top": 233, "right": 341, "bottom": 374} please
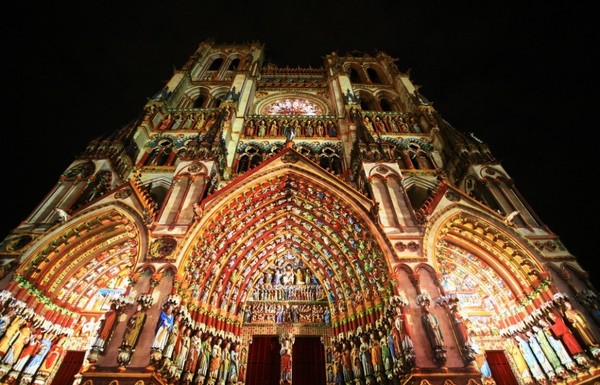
{"left": 1, "top": 3, "right": 597, "bottom": 280}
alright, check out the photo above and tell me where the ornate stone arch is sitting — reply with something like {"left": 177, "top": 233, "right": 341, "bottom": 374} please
{"left": 174, "top": 161, "right": 210, "bottom": 179}
{"left": 175, "top": 165, "right": 397, "bottom": 338}
{"left": 374, "top": 89, "right": 400, "bottom": 111}
{"left": 392, "top": 263, "right": 417, "bottom": 285}
{"left": 226, "top": 53, "right": 242, "bottom": 71}
{"left": 424, "top": 206, "right": 552, "bottom": 332}
{"left": 207, "top": 54, "right": 226, "bottom": 71}
{"left": 353, "top": 88, "right": 377, "bottom": 110}
{"left": 179, "top": 84, "right": 230, "bottom": 109}
{"left": 180, "top": 86, "right": 212, "bottom": 109}
{"left": 366, "top": 164, "right": 400, "bottom": 179}
{"left": 210, "top": 85, "right": 231, "bottom": 108}
{"left": 345, "top": 63, "right": 364, "bottom": 82}
{"left": 364, "top": 64, "right": 387, "bottom": 84}
{"left": 13, "top": 203, "right": 147, "bottom": 313}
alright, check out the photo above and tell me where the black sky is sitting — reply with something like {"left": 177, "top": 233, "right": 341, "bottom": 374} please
{"left": 1, "top": 3, "right": 598, "bottom": 281}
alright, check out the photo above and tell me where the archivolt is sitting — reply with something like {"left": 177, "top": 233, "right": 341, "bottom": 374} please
{"left": 431, "top": 211, "right": 549, "bottom": 321}
{"left": 15, "top": 204, "right": 145, "bottom": 312}
{"left": 179, "top": 171, "right": 394, "bottom": 328}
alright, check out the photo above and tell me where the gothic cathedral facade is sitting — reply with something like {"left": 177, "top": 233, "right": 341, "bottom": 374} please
{"left": 0, "top": 40, "right": 598, "bottom": 385}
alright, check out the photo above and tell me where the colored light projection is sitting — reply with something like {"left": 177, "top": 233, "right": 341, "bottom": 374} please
{"left": 179, "top": 174, "right": 393, "bottom": 329}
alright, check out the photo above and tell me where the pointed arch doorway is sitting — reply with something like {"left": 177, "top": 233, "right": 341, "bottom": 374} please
{"left": 245, "top": 335, "right": 326, "bottom": 385}
{"left": 181, "top": 166, "right": 396, "bottom": 385}
{"left": 292, "top": 336, "right": 326, "bottom": 385}
{"left": 246, "top": 336, "right": 280, "bottom": 385}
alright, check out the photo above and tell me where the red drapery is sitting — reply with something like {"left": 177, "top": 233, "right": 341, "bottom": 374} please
{"left": 246, "top": 336, "right": 281, "bottom": 385}
{"left": 292, "top": 336, "right": 326, "bottom": 385}
{"left": 50, "top": 350, "right": 86, "bottom": 385}
{"left": 486, "top": 350, "right": 519, "bottom": 385}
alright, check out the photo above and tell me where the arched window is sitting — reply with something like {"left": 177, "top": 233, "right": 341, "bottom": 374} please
{"left": 348, "top": 67, "right": 361, "bottom": 83}
{"left": 194, "top": 94, "right": 207, "bottom": 108}
{"left": 237, "top": 146, "right": 263, "bottom": 174}
{"left": 380, "top": 98, "right": 393, "bottom": 112}
{"left": 213, "top": 97, "right": 223, "bottom": 108}
{"left": 318, "top": 147, "right": 343, "bottom": 175}
{"left": 208, "top": 57, "right": 224, "bottom": 71}
{"left": 407, "top": 143, "right": 435, "bottom": 170}
{"left": 229, "top": 58, "right": 240, "bottom": 71}
{"left": 146, "top": 139, "right": 173, "bottom": 167}
{"left": 395, "top": 148, "right": 409, "bottom": 168}
{"left": 357, "top": 92, "right": 377, "bottom": 111}
{"left": 360, "top": 99, "right": 370, "bottom": 110}
{"left": 366, "top": 68, "right": 382, "bottom": 84}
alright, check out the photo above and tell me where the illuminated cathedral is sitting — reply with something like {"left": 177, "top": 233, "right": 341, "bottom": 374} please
{"left": 0, "top": 40, "right": 599, "bottom": 385}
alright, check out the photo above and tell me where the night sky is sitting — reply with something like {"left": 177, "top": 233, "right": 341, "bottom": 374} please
{"left": 2, "top": 3, "right": 597, "bottom": 280}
